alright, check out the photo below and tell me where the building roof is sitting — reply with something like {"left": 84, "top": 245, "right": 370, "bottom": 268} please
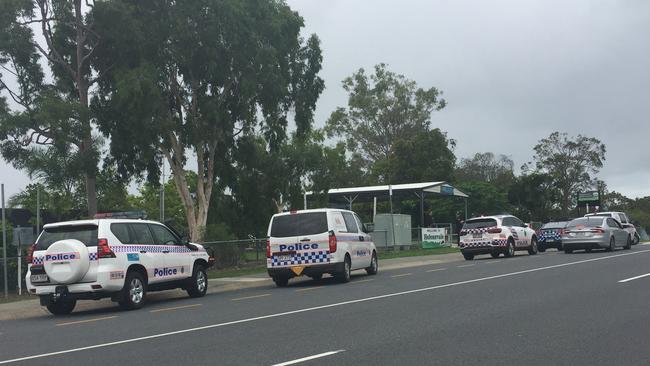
{"left": 306, "top": 181, "right": 469, "bottom": 200}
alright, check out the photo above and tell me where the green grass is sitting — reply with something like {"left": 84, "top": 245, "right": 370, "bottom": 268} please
{"left": 207, "top": 265, "right": 267, "bottom": 279}
{"left": 0, "top": 293, "right": 33, "bottom": 304}
{"left": 377, "top": 246, "right": 459, "bottom": 260}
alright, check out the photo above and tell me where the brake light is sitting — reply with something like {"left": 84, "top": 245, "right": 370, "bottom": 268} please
{"left": 329, "top": 231, "right": 337, "bottom": 253}
{"left": 97, "top": 238, "right": 116, "bottom": 258}
{"left": 26, "top": 243, "right": 37, "bottom": 264}
{"left": 266, "top": 239, "right": 271, "bottom": 258}
{"left": 592, "top": 227, "right": 605, "bottom": 234}
{"left": 488, "top": 228, "right": 502, "bottom": 234}
{"left": 560, "top": 229, "right": 566, "bottom": 235}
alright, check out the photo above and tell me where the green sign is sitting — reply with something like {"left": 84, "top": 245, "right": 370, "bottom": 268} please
{"left": 577, "top": 191, "right": 599, "bottom": 203}
{"left": 422, "top": 228, "right": 447, "bottom": 249}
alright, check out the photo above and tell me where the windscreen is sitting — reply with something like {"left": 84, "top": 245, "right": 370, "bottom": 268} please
{"left": 271, "top": 212, "right": 328, "bottom": 237}
{"left": 566, "top": 218, "right": 603, "bottom": 229}
{"left": 462, "top": 219, "right": 497, "bottom": 230}
{"left": 542, "top": 222, "right": 568, "bottom": 229}
{"left": 36, "top": 225, "right": 99, "bottom": 250}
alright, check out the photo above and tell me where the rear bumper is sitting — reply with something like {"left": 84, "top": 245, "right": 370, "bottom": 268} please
{"left": 459, "top": 240, "right": 508, "bottom": 255}
{"left": 38, "top": 289, "right": 113, "bottom": 305}
{"left": 267, "top": 262, "right": 343, "bottom": 279}
{"left": 562, "top": 238, "right": 608, "bottom": 250}
{"left": 539, "top": 240, "right": 562, "bottom": 249}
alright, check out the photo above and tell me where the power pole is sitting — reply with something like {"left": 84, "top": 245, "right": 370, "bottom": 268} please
{"left": 2, "top": 184, "right": 7, "bottom": 299}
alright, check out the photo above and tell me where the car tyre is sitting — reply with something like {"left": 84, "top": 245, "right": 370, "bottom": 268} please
{"left": 365, "top": 252, "right": 378, "bottom": 275}
{"left": 606, "top": 237, "right": 615, "bottom": 252}
{"left": 505, "top": 239, "right": 515, "bottom": 258}
{"left": 633, "top": 233, "right": 640, "bottom": 245}
{"left": 538, "top": 247, "right": 546, "bottom": 253}
{"left": 564, "top": 248, "right": 573, "bottom": 254}
{"left": 46, "top": 299, "right": 76, "bottom": 316}
{"left": 273, "top": 276, "right": 289, "bottom": 287}
{"left": 336, "top": 255, "right": 352, "bottom": 283}
{"left": 187, "top": 264, "right": 208, "bottom": 298}
{"left": 463, "top": 253, "right": 474, "bottom": 260}
{"left": 528, "top": 238, "right": 539, "bottom": 255}
{"left": 119, "top": 271, "right": 147, "bottom": 310}
{"left": 624, "top": 235, "right": 632, "bottom": 250}
{"left": 490, "top": 252, "right": 500, "bottom": 258}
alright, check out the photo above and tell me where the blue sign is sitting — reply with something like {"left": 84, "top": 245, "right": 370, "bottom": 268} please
{"left": 441, "top": 185, "right": 454, "bottom": 195}
{"left": 127, "top": 253, "right": 140, "bottom": 262}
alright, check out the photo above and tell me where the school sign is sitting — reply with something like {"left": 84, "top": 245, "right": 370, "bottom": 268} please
{"left": 422, "top": 228, "right": 447, "bottom": 249}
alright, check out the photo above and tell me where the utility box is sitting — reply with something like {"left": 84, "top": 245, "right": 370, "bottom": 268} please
{"left": 372, "top": 214, "right": 411, "bottom": 247}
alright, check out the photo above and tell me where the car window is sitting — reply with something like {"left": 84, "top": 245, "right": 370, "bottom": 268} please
{"left": 270, "top": 212, "right": 329, "bottom": 237}
{"left": 149, "top": 224, "right": 179, "bottom": 245}
{"left": 619, "top": 214, "right": 629, "bottom": 223}
{"left": 353, "top": 213, "right": 366, "bottom": 233}
{"left": 128, "top": 223, "right": 155, "bottom": 245}
{"left": 36, "top": 225, "right": 98, "bottom": 250}
{"left": 501, "top": 217, "right": 513, "bottom": 226}
{"left": 542, "top": 222, "right": 567, "bottom": 229}
{"left": 567, "top": 217, "right": 604, "bottom": 229}
{"left": 463, "top": 219, "right": 497, "bottom": 229}
{"left": 607, "top": 218, "right": 620, "bottom": 228}
{"left": 342, "top": 212, "right": 359, "bottom": 233}
{"left": 110, "top": 223, "right": 132, "bottom": 244}
{"left": 512, "top": 217, "right": 524, "bottom": 227}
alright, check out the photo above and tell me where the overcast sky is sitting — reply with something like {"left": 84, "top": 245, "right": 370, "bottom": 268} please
{"left": 2, "top": 0, "right": 649, "bottom": 199}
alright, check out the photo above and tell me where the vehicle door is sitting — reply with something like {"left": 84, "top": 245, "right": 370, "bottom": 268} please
{"left": 607, "top": 218, "right": 627, "bottom": 243}
{"left": 353, "top": 212, "right": 373, "bottom": 268}
{"left": 126, "top": 223, "right": 167, "bottom": 284}
{"left": 340, "top": 211, "right": 364, "bottom": 269}
{"left": 149, "top": 223, "right": 191, "bottom": 281}
{"left": 511, "top": 217, "right": 530, "bottom": 247}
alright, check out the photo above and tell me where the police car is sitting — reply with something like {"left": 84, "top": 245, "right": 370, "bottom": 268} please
{"left": 537, "top": 221, "right": 569, "bottom": 251}
{"left": 459, "top": 215, "right": 539, "bottom": 260}
{"left": 26, "top": 214, "right": 212, "bottom": 315}
{"left": 266, "top": 209, "right": 378, "bottom": 287}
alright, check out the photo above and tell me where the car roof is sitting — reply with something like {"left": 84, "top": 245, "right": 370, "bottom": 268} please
{"left": 43, "top": 218, "right": 163, "bottom": 229}
{"left": 272, "top": 208, "right": 355, "bottom": 217}
{"left": 466, "top": 215, "right": 509, "bottom": 221}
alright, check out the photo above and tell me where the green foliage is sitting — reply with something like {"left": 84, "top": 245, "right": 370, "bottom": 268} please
{"left": 326, "top": 63, "right": 447, "bottom": 181}
{"left": 508, "top": 173, "right": 558, "bottom": 222}
{"left": 455, "top": 152, "right": 515, "bottom": 187}
{"left": 127, "top": 180, "right": 186, "bottom": 231}
{"left": 389, "top": 128, "right": 456, "bottom": 184}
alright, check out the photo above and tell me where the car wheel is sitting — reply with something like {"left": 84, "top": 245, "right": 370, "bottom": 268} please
{"left": 463, "top": 253, "right": 475, "bottom": 260}
{"left": 528, "top": 238, "right": 538, "bottom": 255}
{"left": 336, "top": 255, "right": 352, "bottom": 283}
{"left": 633, "top": 233, "right": 640, "bottom": 245}
{"left": 187, "top": 264, "right": 208, "bottom": 298}
{"left": 119, "top": 271, "right": 147, "bottom": 310}
{"left": 585, "top": 248, "right": 592, "bottom": 253}
{"left": 564, "top": 248, "right": 573, "bottom": 254}
{"left": 46, "top": 299, "right": 77, "bottom": 316}
{"left": 606, "top": 237, "right": 615, "bottom": 252}
{"left": 505, "top": 239, "right": 515, "bottom": 258}
{"left": 490, "top": 252, "right": 500, "bottom": 258}
{"left": 365, "top": 252, "right": 378, "bottom": 275}
{"left": 624, "top": 235, "right": 632, "bottom": 250}
{"left": 273, "top": 276, "right": 289, "bottom": 287}
{"left": 309, "top": 273, "right": 323, "bottom": 281}
{"left": 538, "top": 247, "right": 546, "bottom": 253}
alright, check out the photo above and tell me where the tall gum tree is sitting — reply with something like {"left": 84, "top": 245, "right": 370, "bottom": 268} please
{"left": 92, "top": 0, "right": 323, "bottom": 241}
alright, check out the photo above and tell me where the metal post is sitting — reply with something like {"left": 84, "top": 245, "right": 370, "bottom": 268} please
{"left": 420, "top": 189, "right": 425, "bottom": 229}
{"left": 389, "top": 185, "right": 396, "bottom": 250}
{"left": 464, "top": 198, "right": 468, "bottom": 221}
{"left": 160, "top": 160, "right": 165, "bottom": 222}
{"left": 373, "top": 197, "right": 377, "bottom": 222}
{"left": 36, "top": 184, "right": 40, "bottom": 236}
{"left": 303, "top": 193, "right": 307, "bottom": 210}
{"left": 2, "top": 184, "right": 7, "bottom": 299}
{"left": 17, "top": 230, "right": 21, "bottom": 296}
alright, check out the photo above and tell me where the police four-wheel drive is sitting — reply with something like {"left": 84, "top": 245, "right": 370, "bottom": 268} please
{"left": 459, "top": 215, "right": 539, "bottom": 260}
{"left": 26, "top": 218, "right": 213, "bottom": 315}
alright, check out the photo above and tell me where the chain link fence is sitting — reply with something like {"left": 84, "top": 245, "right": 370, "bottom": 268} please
{"left": 0, "top": 256, "right": 28, "bottom": 297}
{"left": 199, "top": 237, "right": 268, "bottom": 272}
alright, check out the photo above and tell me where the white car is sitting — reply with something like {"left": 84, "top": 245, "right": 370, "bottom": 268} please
{"left": 26, "top": 218, "right": 212, "bottom": 315}
{"left": 459, "top": 215, "right": 539, "bottom": 260}
{"left": 266, "top": 209, "right": 378, "bottom": 287}
{"left": 585, "top": 212, "right": 640, "bottom": 245}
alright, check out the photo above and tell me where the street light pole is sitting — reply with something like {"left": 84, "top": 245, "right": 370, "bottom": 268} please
{"left": 2, "top": 183, "right": 7, "bottom": 299}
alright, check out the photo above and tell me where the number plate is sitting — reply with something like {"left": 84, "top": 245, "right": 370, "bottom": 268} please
{"left": 30, "top": 274, "right": 49, "bottom": 283}
{"left": 473, "top": 233, "right": 483, "bottom": 239}
{"left": 275, "top": 254, "right": 293, "bottom": 262}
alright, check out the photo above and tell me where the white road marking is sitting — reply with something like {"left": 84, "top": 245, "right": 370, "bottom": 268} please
{"left": 271, "top": 350, "right": 345, "bottom": 366}
{"left": 2, "top": 249, "right": 649, "bottom": 365}
{"left": 426, "top": 268, "right": 447, "bottom": 272}
{"left": 485, "top": 260, "right": 502, "bottom": 264}
{"left": 618, "top": 273, "right": 650, "bottom": 283}
{"left": 390, "top": 273, "right": 413, "bottom": 278}
{"left": 351, "top": 279, "right": 374, "bottom": 284}
{"left": 149, "top": 304, "right": 202, "bottom": 313}
{"left": 56, "top": 316, "right": 117, "bottom": 327}
{"left": 231, "top": 294, "right": 271, "bottom": 301}
{"left": 295, "top": 286, "right": 324, "bottom": 292}
{"left": 457, "top": 264, "right": 475, "bottom": 268}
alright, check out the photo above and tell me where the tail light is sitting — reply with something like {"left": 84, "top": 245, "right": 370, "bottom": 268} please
{"left": 329, "top": 231, "right": 337, "bottom": 253}
{"left": 592, "top": 227, "right": 605, "bottom": 234}
{"left": 26, "top": 243, "right": 37, "bottom": 264}
{"left": 488, "top": 228, "right": 502, "bottom": 234}
{"left": 560, "top": 229, "right": 566, "bottom": 235}
{"left": 266, "top": 239, "right": 271, "bottom": 258}
{"left": 97, "top": 238, "right": 116, "bottom": 258}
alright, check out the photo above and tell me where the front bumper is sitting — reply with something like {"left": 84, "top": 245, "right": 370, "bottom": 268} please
{"left": 267, "top": 262, "right": 343, "bottom": 279}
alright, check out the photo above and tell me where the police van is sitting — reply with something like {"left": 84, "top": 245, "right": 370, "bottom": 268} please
{"left": 25, "top": 215, "right": 212, "bottom": 315}
{"left": 266, "top": 209, "right": 378, "bottom": 287}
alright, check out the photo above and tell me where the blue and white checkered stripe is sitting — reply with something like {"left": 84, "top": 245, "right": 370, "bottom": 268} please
{"left": 539, "top": 230, "right": 561, "bottom": 242}
{"left": 110, "top": 245, "right": 193, "bottom": 253}
{"left": 460, "top": 239, "right": 507, "bottom": 248}
{"left": 271, "top": 250, "right": 330, "bottom": 267}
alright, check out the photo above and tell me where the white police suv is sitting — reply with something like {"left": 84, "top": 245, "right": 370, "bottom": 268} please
{"left": 266, "top": 209, "right": 378, "bottom": 287}
{"left": 26, "top": 217, "right": 212, "bottom": 315}
{"left": 459, "top": 215, "right": 539, "bottom": 260}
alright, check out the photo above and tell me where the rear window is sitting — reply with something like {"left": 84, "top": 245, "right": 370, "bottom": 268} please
{"left": 567, "top": 217, "right": 604, "bottom": 229}
{"left": 463, "top": 219, "right": 497, "bottom": 230}
{"left": 542, "top": 222, "right": 568, "bottom": 229}
{"left": 36, "top": 225, "right": 98, "bottom": 250}
{"left": 270, "top": 212, "right": 329, "bottom": 237}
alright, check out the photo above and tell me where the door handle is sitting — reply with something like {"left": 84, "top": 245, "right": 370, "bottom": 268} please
{"left": 299, "top": 238, "right": 311, "bottom": 242}
{"left": 162, "top": 250, "right": 170, "bottom": 254}
{"left": 139, "top": 250, "right": 147, "bottom": 254}
{"left": 359, "top": 235, "right": 365, "bottom": 242}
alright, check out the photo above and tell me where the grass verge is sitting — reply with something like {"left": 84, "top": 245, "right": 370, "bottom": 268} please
{"left": 378, "top": 246, "right": 459, "bottom": 260}
{"left": 0, "top": 293, "right": 33, "bottom": 305}
{"left": 208, "top": 266, "right": 266, "bottom": 279}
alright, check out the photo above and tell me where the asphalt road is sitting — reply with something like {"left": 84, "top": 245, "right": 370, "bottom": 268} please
{"left": 2, "top": 244, "right": 650, "bottom": 366}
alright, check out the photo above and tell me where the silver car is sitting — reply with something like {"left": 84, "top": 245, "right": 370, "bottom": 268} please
{"left": 562, "top": 217, "right": 632, "bottom": 253}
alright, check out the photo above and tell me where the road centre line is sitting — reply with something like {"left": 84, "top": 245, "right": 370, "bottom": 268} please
{"left": 3, "top": 249, "right": 649, "bottom": 365}
{"left": 56, "top": 316, "right": 117, "bottom": 327}
{"left": 457, "top": 264, "right": 475, "bottom": 268}
{"left": 485, "top": 260, "right": 501, "bottom": 264}
{"left": 426, "top": 268, "right": 447, "bottom": 272}
{"left": 391, "top": 273, "right": 413, "bottom": 278}
{"left": 351, "top": 279, "right": 374, "bottom": 284}
{"left": 149, "top": 304, "right": 202, "bottom": 313}
{"left": 295, "top": 286, "right": 324, "bottom": 292}
{"left": 618, "top": 273, "right": 650, "bottom": 283}
{"left": 231, "top": 294, "right": 271, "bottom": 301}
{"left": 271, "top": 350, "right": 345, "bottom": 366}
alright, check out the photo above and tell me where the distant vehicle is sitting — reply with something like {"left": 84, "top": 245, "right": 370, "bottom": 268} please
{"left": 562, "top": 216, "right": 632, "bottom": 253}
{"left": 26, "top": 218, "right": 212, "bottom": 315}
{"left": 585, "top": 212, "right": 640, "bottom": 245}
{"left": 537, "top": 221, "right": 569, "bottom": 252}
{"left": 266, "top": 209, "right": 378, "bottom": 287}
{"left": 459, "top": 215, "right": 538, "bottom": 260}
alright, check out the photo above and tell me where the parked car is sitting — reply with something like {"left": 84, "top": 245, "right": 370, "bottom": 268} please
{"left": 26, "top": 218, "right": 212, "bottom": 315}
{"left": 266, "top": 209, "right": 378, "bottom": 287}
{"left": 585, "top": 212, "right": 640, "bottom": 245}
{"left": 562, "top": 216, "right": 632, "bottom": 253}
{"left": 459, "top": 215, "right": 538, "bottom": 260}
{"left": 537, "top": 221, "right": 569, "bottom": 252}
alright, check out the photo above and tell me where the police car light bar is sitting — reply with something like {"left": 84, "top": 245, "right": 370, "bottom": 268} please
{"left": 94, "top": 210, "right": 147, "bottom": 219}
